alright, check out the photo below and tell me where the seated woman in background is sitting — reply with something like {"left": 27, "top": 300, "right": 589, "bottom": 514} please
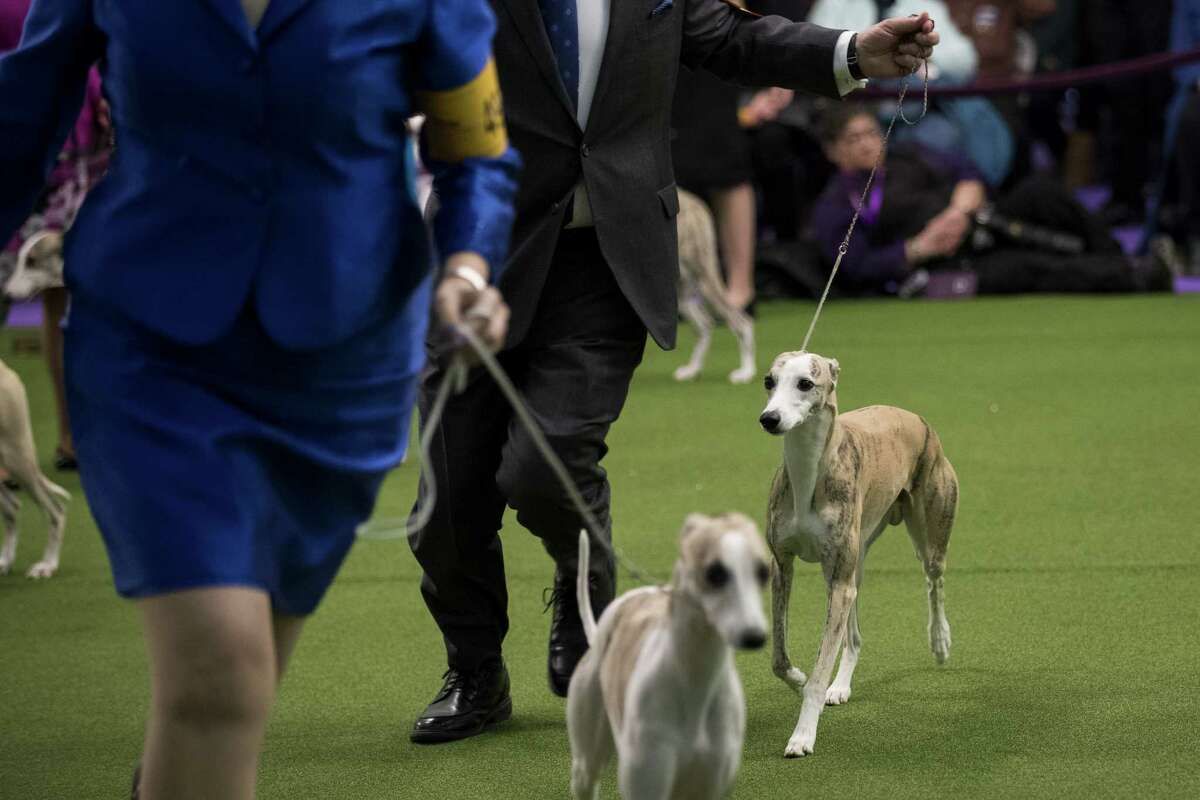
{"left": 809, "top": 104, "right": 1170, "bottom": 298}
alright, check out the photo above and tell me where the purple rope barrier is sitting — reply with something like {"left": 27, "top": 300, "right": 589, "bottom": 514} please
{"left": 861, "top": 46, "right": 1200, "bottom": 99}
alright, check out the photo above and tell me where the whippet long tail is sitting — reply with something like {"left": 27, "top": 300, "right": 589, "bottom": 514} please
{"left": 577, "top": 531, "right": 598, "bottom": 646}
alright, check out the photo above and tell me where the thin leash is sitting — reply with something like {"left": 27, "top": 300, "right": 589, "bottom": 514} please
{"left": 358, "top": 325, "right": 666, "bottom": 587}
{"left": 800, "top": 60, "right": 929, "bottom": 353}
{"left": 361, "top": 61, "right": 930, "bottom": 588}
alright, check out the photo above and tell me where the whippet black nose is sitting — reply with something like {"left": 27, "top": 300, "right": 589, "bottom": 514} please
{"left": 759, "top": 411, "right": 781, "bottom": 432}
{"left": 738, "top": 630, "right": 767, "bottom": 650}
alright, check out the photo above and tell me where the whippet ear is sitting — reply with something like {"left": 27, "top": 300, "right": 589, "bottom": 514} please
{"left": 828, "top": 359, "right": 840, "bottom": 386}
{"left": 680, "top": 513, "right": 711, "bottom": 542}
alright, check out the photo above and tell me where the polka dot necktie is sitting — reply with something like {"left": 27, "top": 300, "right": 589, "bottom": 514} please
{"left": 538, "top": 0, "right": 580, "bottom": 109}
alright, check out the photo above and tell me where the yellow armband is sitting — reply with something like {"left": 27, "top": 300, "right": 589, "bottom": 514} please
{"left": 418, "top": 58, "right": 509, "bottom": 162}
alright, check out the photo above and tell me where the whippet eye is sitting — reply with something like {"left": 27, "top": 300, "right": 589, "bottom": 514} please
{"left": 798, "top": 379, "right": 814, "bottom": 392}
{"left": 755, "top": 563, "right": 770, "bottom": 585}
{"left": 764, "top": 376, "right": 776, "bottom": 391}
{"left": 705, "top": 562, "right": 730, "bottom": 589}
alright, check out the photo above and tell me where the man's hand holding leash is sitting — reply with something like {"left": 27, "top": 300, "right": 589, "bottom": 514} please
{"left": 435, "top": 251, "right": 510, "bottom": 363}
{"left": 855, "top": 12, "right": 939, "bottom": 78}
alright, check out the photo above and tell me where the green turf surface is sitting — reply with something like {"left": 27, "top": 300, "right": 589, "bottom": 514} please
{"left": 2, "top": 295, "right": 1198, "bottom": 799}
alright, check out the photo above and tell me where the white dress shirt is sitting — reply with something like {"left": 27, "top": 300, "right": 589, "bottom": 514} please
{"left": 567, "top": 0, "right": 862, "bottom": 228}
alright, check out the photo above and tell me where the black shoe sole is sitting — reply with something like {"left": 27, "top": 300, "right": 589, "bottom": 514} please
{"left": 409, "top": 696, "right": 512, "bottom": 744}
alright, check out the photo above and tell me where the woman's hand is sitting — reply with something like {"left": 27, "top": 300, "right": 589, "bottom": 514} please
{"left": 435, "top": 252, "right": 510, "bottom": 361}
{"left": 856, "top": 13, "right": 939, "bottom": 78}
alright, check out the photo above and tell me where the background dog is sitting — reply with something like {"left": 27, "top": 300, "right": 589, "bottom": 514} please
{"left": 4, "top": 230, "right": 64, "bottom": 300}
{"left": 0, "top": 358, "right": 70, "bottom": 578}
{"left": 674, "top": 189, "right": 756, "bottom": 385}
{"left": 566, "top": 513, "right": 770, "bottom": 799}
{"left": 759, "top": 351, "right": 958, "bottom": 757}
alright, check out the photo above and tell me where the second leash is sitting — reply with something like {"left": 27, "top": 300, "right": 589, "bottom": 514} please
{"left": 358, "top": 324, "right": 666, "bottom": 588}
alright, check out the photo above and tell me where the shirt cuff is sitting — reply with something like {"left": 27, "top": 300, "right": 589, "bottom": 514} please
{"left": 834, "top": 30, "right": 868, "bottom": 97}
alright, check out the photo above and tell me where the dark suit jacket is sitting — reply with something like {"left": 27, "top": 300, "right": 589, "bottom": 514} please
{"left": 491, "top": 0, "right": 846, "bottom": 349}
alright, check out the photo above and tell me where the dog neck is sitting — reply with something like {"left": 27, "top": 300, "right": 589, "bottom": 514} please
{"left": 667, "top": 579, "right": 732, "bottom": 695}
{"left": 782, "top": 403, "right": 840, "bottom": 517}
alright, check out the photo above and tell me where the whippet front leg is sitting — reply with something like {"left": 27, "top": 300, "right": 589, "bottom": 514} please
{"left": 785, "top": 577, "right": 856, "bottom": 758}
{"left": 771, "top": 556, "right": 806, "bottom": 691}
{"left": 618, "top": 728, "right": 678, "bottom": 800}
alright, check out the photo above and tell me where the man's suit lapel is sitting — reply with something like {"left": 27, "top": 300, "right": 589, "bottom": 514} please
{"left": 584, "top": 0, "right": 636, "bottom": 136}
{"left": 199, "top": 0, "right": 259, "bottom": 51}
{"left": 496, "top": 0, "right": 579, "bottom": 126}
{"left": 256, "top": 0, "right": 318, "bottom": 42}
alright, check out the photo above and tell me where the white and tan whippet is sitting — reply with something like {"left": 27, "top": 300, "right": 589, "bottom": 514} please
{"left": 759, "top": 350, "right": 958, "bottom": 758}
{"left": 566, "top": 513, "right": 771, "bottom": 799}
{"left": 0, "top": 358, "right": 70, "bottom": 578}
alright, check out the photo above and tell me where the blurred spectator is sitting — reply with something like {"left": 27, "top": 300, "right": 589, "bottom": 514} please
{"left": 947, "top": 1, "right": 1054, "bottom": 171}
{"left": 1026, "top": 0, "right": 1081, "bottom": 176}
{"left": 809, "top": 104, "right": 1167, "bottom": 297}
{"left": 809, "top": 0, "right": 1017, "bottom": 186}
{"left": 1168, "top": 0, "right": 1200, "bottom": 273}
{"left": 671, "top": 0, "right": 815, "bottom": 312}
{"left": 809, "top": 0, "right": 979, "bottom": 82}
{"left": 1083, "top": 0, "right": 1174, "bottom": 226}
{"left": 947, "top": 1, "right": 1052, "bottom": 80}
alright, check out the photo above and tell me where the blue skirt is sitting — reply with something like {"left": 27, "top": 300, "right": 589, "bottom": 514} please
{"left": 64, "top": 283, "right": 429, "bottom": 615}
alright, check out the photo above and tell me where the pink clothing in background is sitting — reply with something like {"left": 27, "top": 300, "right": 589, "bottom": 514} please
{"left": 2, "top": 0, "right": 111, "bottom": 256}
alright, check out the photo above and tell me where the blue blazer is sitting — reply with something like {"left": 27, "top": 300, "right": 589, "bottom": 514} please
{"left": 0, "top": 0, "right": 519, "bottom": 348}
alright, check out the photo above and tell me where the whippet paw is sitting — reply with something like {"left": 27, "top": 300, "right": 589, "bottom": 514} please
{"left": 784, "top": 731, "right": 816, "bottom": 758}
{"left": 673, "top": 365, "right": 701, "bottom": 382}
{"left": 780, "top": 667, "right": 807, "bottom": 691}
{"left": 0, "top": 560, "right": 12, "bottom": 576}
{"left": 930, "top": 625, "right": 952, "bottom": 664}
{"left": 728, "top": 367, "right": 755, "bottom": 385}
{"left": 26, "top": 561, "right": 57, "bottom": 579}
{"left": 825, "top": 685, "right": 852, "bottom": 705}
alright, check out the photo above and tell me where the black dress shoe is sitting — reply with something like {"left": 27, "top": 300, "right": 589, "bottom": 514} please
{"left": 410, "top": 660, "right": 511, "bottom": 744}
{"left": 545, "top": 566, "right": 614, "bottom": 698}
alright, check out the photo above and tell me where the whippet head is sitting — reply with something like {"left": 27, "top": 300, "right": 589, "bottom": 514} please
{"left": 758, "top": 351, "right": 840, "bottom": 436}
{"left": 673, "top": 512, "right": 771, "bottom": 650}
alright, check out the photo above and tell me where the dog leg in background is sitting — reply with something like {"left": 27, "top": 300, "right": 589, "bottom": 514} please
{"left": 19, "top": 473, "right": 69, "bottom": 578}
{"left": 673, "top": 293, "right": 713, "bottom": 382}
{"left": 785, "top": 564, "right": 856, "bottom": 758}
{"left": 0, "top": 359, "right": 70, "bottom": 578}
{"left": 770, "top": 557, "right": 806, "bottom": 691}
{"left": 727, "top": 308, "right": 755, "bottom": 385}
{"left": 0, "top": 483, "right": 18, "bottom": 575}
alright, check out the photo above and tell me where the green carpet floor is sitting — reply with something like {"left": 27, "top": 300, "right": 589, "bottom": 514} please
{"left": 1, "top": 294, "right": 1198, "bottom": 799}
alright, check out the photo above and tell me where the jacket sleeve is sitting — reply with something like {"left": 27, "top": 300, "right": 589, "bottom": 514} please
{"left": 0, "top": 0, "right": 103, "bottom": 243}
{"left": 681, "top": 0, "right": 844, "bottom": 98}
{"left": 414, "top": 0, "right": 521, "bottom": 281}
